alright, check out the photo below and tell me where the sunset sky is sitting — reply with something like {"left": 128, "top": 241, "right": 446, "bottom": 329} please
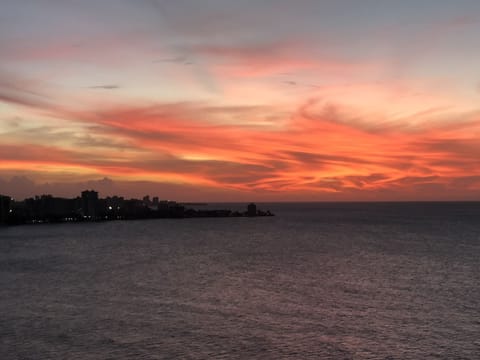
{"left": 1, "top": 0, "right": 480, "bottom": 201}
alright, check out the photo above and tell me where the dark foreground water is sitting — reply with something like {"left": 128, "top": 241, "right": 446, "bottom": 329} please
{"left": 1, "top": 202, "right": 479, "bottom": 359}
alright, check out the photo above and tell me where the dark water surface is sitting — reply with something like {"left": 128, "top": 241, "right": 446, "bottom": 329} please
{"left": 1, "top": 202, "right": 479, "bottom": 359}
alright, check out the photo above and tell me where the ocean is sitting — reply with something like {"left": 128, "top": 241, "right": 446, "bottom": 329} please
{"left": 1, "top": 202, "right": 479, "bottom": 359}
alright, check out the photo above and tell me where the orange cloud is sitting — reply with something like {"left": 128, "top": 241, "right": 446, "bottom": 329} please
{"left": 7, "top": 98, "right": 478, "bottom": 198}
{"left": 2, "top": 70, "right": 480, "bottom": 200}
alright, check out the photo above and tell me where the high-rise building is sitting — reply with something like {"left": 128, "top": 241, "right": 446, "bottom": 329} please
{"left": 0, "top": 195, "right": 11, "bottom": 224}
{"left": 81, "top": 190, "right": 99, "bottom": 219}
{"left": 247, "top": 203, "right": 257, "bottom": 217}
{"left": 143, "top": 195, "right": 151, "bottom": 205}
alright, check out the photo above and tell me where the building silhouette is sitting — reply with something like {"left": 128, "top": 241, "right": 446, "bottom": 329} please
{"left": 81, "top": 190, "right": 99, "bottom": 219}
{"left": 247, "top": 203, "right": 257, "bottom": 216}
{"left": 0, "top": 195, "right": 11, "bottom": 224}
{"left": 1, "top": 190, "right": 273, "bottom": 225}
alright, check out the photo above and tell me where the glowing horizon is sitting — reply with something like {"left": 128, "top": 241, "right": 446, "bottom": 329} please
{"left": 1, "top": 1, "right": 480, "bottom": 201}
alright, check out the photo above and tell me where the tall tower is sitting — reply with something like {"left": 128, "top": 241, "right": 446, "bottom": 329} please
{"left": 81, "top": 190, "right": 99, "bottom": 219}
{"left": 0, "top": 195, "right": 11, "bottom": 224}
{"left": 247, "top": 203, "right": 257, "bottom": 217}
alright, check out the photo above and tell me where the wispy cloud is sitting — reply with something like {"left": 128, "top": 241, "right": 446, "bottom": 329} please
{"left": 153, "top": 56, "right": 193, "bottom": 65}
{"left": 3, "top": 94, "right": 479, "bottom": 199}
{"left": 88, "top": 84, "right": 120, "bottom": 90}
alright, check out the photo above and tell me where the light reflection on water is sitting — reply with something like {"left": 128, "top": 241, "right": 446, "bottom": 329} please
{"left": 1, "top": 203, "right": 479, "bottom": 359}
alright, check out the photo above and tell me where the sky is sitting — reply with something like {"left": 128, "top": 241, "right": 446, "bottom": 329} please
{"left": 1, "top": 0, "right": 480, "bottom": 201}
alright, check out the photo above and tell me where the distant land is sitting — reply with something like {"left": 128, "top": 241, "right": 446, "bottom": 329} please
{"left": 0, "top": 190, "right": 273, "bottom": 226}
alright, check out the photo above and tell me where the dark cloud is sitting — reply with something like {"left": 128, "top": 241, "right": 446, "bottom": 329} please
{"left": 450, "top": 175, "right": 480, "bottom": 189}
{"left": 153, "top": 56, "right": 192, "bottom": 65}
{"left": 246, "top": 178, "right": 301, "bottom": 191}
{"left": 0, "top": 144, "right": 72, "bottom": 162}
{"left": 344, "top": 173, "right": 390, "bottom": 188}
{"left": 88, "top": 85, "right": 120, "bottom": 90}
{"left": 0, "top": 90, "right": 50, "bottom": 109}
{"left": 413, "top": 138, "right": 480, "bottom": 159}
{"left": 0, "top": 71, "right": 56, "bottom": 112}
{"left": 310, "top": 178, "right": 345, "bottom": 191}
{"left": 388, "top": 175, "right": 440, "bottom": 186}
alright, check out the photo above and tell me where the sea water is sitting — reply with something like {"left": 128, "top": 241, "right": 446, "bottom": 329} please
{"left": 1, "top": 202, "right": 479, "bottom": 359}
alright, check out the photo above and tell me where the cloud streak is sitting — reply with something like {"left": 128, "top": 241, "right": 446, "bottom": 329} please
{"left": 88, "top": 85, "right": 120, "bottom": 90}
{"left": 2, "top": 95, "right": 480, "bottom": 200}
